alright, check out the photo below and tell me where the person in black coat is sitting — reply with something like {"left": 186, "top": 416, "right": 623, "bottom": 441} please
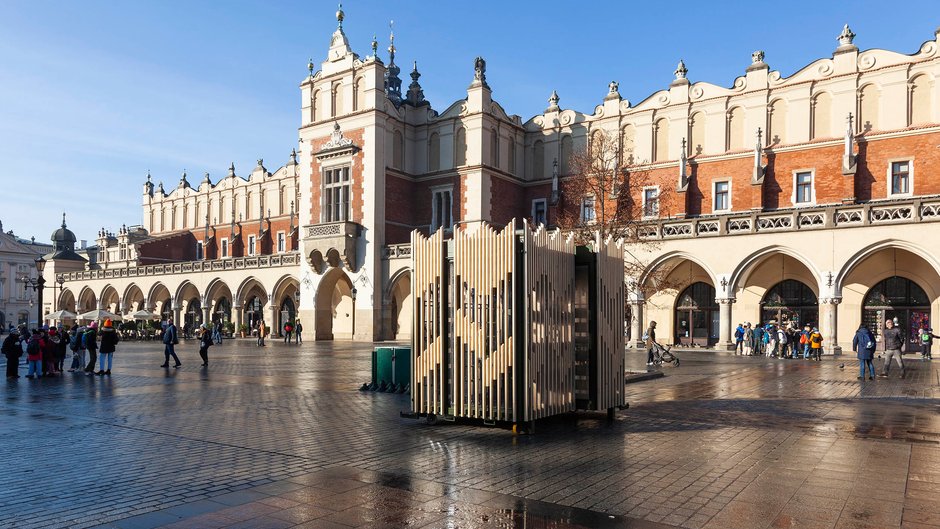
{"left": 197, "top": 324, "right": 212, "bottom": 366}
{"left": 3, "top": 329, "right": 21, "bottom": 379}
{"left": 852, "top": 324, "right": 876, "bottom": 380}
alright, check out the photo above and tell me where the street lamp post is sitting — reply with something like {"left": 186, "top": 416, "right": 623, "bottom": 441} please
{"left": 21, "top": 256, "right": 46, "bottom": 327}
{"left": 350, "top": 287, "right": 357, "bottom": 340}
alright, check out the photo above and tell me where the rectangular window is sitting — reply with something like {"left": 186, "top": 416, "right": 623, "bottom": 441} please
{"left": 248, "top": 235, "right": 256, "bottom": 256}
{"left": 531, "top": 199, "right": 548, "bottom": 226}
{"left": 891, "top": 161, "right": 910, "bottom": 195}
{"left": 221, "top": 239, "right": 229, "bottom": 258}
{"left": 580, "top": 196, "right": 596, "bottom": 223}
{"left": 277, "top": 232, "right": 286, "bottom": 253}
{"left": 714, "top": 181, "right": 729, "bottom": 211}
{"left": 795, "top": 171, "right": 813, "bottom": 204}
{"left": 196, "top": 242, "right": 204, "bottom": 260}
{"left": 322, "top": 166, "right": 351, "bottom": 222}
{"left": 643, "top": 187, "right": 660, "bottom": 217}
{"left": 431, "top": 186, "right": 454, "bottom": 232}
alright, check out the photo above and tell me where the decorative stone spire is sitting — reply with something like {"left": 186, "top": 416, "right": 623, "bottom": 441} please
{"left": 228, "top": 162, "right": 236, "bottom": 178}
{"left": 843, "top": 112, "right": 857, "bottom": 175}
{"left": 202, "top": 172, "right": 211, "bottom": 185}
{"left": 678, "top": 138, "right": 689, "bottom": 191}
{"left": 178, "top": 170, "right": 189, "bottom": 189}
{"left": 327, "top": 2, "right": 352, "bottom": 60}
{"left": 550, "top": 158, "right": 560, "bottom": 205}
{"left": 157, "top": 181, "right": 165, "bottom": 195}
{"left": 837, "top": 24, "right": 856, "bottom": 47}
{"left": 384, "top": 20, "right": 402, "bottom": 106}
{"left": 335, "top": 3, "right": 344, "bottom": 29}
{"left": 747, "top": 50, "right": 768, "bottom": 71}
{"left": 546, "top": 90, "right": 560, "bottom": 113}
{"left": 753, "top": 128, "right": 766, "bottom": 183}
{"left": 370, "top": 34, "right": 381, "bottom": 62}
{"left": 405, "top": 61, "right": 427, "bottom": 106}
{"left": 143, "top": 171, "right": 154, "bottom": 196}
{"left": 288, "top": 148, "right": 298, "bottom": 166}
{"left": 470, "top": 56, "right": 488, "bottom": 89}
{"left": 674, "top": 59, "right": 688, "bottom": 80}
{"left": 307, "top": 58, "right": 314, "bottom": 77}
{"left": 61, "top": 212, "right": 67, "bottom": 229}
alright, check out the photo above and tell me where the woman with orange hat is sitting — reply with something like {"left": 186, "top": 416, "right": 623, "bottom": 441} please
{"left": 97, "top": 319, "right": 119, "bottom": 376}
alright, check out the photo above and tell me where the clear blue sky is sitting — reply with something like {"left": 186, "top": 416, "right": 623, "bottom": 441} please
{"left": 1, "top": 0, "right": 936, "bottom": 245}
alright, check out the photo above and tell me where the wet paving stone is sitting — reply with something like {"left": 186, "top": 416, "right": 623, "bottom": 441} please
{"left": 1, "top": 341, "right": 939, "bottom": 528}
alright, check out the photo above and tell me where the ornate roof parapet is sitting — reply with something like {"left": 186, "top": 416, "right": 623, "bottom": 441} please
{"left": 546, "top": 90, "right": 560, "bottom": 113}
{"left": 202, "top": 172, "right": 211, "bottom": 186}
{"left": 227, "top": 162, "right": 236, "bottom": 178}
{"left": 404, "top": 61, "right": 428, "bottom": 107}
{"left": 327, "top": 3, "right": 353, "bottom": 61}
{"left": 746, "top": 50, "right": 768, "bottom": 72}
{"left": 317, "top": 122, "right": 360, "bottom": 159}
{"left": 671, "top": 59, "right": 689, "bottom": 86}
{"left": 178, "top": 170, "right": 190, "bottom": 189}
{"left": 143, "top": 171, "right": 154, "bottom": 196}
{"left": 604, "top": 81, "right": 621, "bottom": 101}
{"left": 287, "top": 148, "right": 298, "bottom": 166}
{"left": 836, "top": 23, "right": 858, "bottom": 53}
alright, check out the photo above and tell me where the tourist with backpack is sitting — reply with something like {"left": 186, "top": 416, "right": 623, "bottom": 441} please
{"left": 734, "top": 323, "right": 745, "bottom": 355}
{"left": 294, "top": 320, "right": 303, "bottom": 344}
{"left": 25, "top": 330, "right": 44, "bottom": 379}
{"left": 800, "top": 325, "right": 812, "bottom": 359}
{"left": 83, "top": 322, "right": 99, "bottom": 375}
{"left": 918, "top": 327, "right": 938, "bottom": 360}
{"left": 879, "top": 319, "right": 905, "bottom": 378}
{"left": 853, "top": 324, "right": 877, "bottom": 380}
{"left": 808, "top": 328, "right": 823, "bottom": 361}
{"left": 743, "top": 323, "right": 755, "bottom": 355}
{"left": 43, "top": 327, "right": 60, "bottom": 376}
{"left": 283, "top": 321, "right": 293, "bottom": 344}
{"left": 68, "top": 326, "right": 85, "bottom": 372}
{"left": 197, "top": 324, "right": 212, "bottom": 366}
{"left": 3, "top": 328, "right": 22, "bottom": 379}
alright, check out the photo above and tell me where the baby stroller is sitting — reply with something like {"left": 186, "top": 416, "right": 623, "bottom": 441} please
{"left": 651, "top": 343, "right": 680, "bottom": 367}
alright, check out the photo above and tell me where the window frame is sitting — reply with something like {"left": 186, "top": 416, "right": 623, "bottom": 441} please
{"left": 276, "top": 231, "right": 286, "bottom": 253}
{"left": 220, "top": 238, "right": 229, "bottom": 258}
{"left": 247, "top": 235, "right": 257, "bottom": 256}
{"left": 642, "top": 185, "right": 660, "bottom": 218}
{"left": 196, "top": 241, "right": 204, "bottom": 260}
{"left": 792, "top": 169, "right": 816, "bottom": 207}
{"left": 580, "top": 196, "right": 596, "bottom": 224}
{"left": 430, "top": 184, "right": 454, "bottom": 233}
{"left": 887, "top": 158, "right": 913, "bottom": 197}
{"left": 712, "top": 180, "right": 731, "bottom": 213}
{"left": 321, "top": 164, "right": 352, "bottom": 223}
{"left": 531, "top": 198, "right": 548, "bottom": 226}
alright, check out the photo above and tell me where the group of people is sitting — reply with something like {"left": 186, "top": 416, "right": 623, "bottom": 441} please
{"left": 2, "top": 319, "right": 120, "bottom": 379}
{"left": 733, "top": 322, "right": 825, "bottom": 360}
{"left": 250, "top": 319, "right": 303, "bottom": 347}
{"left": 852, "top": 320, "right": 937, "bottom": 380}
{"left": 159, "top": 317, "right": 215, "bottom": 367}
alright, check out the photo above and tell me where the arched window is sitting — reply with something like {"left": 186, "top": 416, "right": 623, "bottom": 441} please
{"left": 533, "top": 139, "right": 544, "bottom": 179}
{"left": 859, "top": 84, "right": 879, "bottom": 133}
{"left": 279, "top": 186, "right": 285, "bottom": 215}
{"left": 392, "top": 130, "right": 404, "bottom": 169}
{"left": 863, "top": 276, "right": 931, "bottom": 342}
{"left": 761, "top": 280, "right": 818, "bottom": 328}
{"left": 508, "top": 138, "right": 516, "bottom": 175}
{"left": 246, "top": 191, "right": 252, "bottom": 219}
{"left": 590, "top": 130, "right": 604, "bottom": 158}
{"left": 689, "top": 112, "right": 705, "bottom": 155}
{"left": 675, "top": 282, "right": 718, "bottom": 346}
{"left": 620, "top": 124, "right": 636, "bottom": 164}
{"left": 353, "top": 77, "right": 365, "bottom": 112}
{"left": 182, "top": 204, "right": 188, "bottom": 228}
{"left": 653, "top": 118, "right": 669, "bottom": 161}
{"left": 726, "top": 107, "right": 744, "bottom": 151}
{"left": 491, "top": 129, "right": 499, "bottom": 168}
{"left": 455, "top": 128, "right": 467, "bottom": 166}
{"left": 312, "top": 90, "right": 320, "bottom": 122}
{"left": 910, "top": 75, "right": 932, "bottom": 125}
{"left": 560, "top": 134, "right": 572, "bottom": 173}
{"left": 331, "top": 82, "right": 343, "bottom": 117}
{"left": 428, "top": 132, "right": 440, "bottom": 172}
{"left": 811, "top": 92, "right": 832, "bottom": 139}
{"left": 768, "top": 99, "right": 787, "bottom": 145}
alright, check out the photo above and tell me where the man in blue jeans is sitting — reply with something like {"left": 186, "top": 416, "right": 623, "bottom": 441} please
{"left": 161, "top": 317, "right": 182, "bottom": 368}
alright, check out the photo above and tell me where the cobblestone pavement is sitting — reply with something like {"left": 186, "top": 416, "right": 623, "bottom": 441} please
{"left": 2, "top": 339, "right": 939, "bottom": 529}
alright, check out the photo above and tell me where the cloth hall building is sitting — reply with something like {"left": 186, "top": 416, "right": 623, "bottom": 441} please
{"left": 49, "top": 12, "right": 940, "bottom": 354}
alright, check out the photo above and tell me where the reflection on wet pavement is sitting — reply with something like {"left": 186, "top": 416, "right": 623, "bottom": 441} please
{"left": 1, "top": 341, "right": 938, "bottom": 529}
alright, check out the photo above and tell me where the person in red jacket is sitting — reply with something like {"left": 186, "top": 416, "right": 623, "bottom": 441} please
{"left": 25, "top": 330, "right": 44, "bottom": 379}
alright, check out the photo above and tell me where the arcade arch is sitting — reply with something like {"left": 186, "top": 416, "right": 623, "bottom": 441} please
{"left": 77, "top": 287, "right": 97, "bottom": 313}
{"left": 272, "top": 275, "right": 300, "bottom": 335}
{"left": 315, "top": 267, "right": 354, "bottom": 340}
{"left": 122, "top": 284, "right": 146, "bottom": 314}
{"left": 388, "top": 270, "right": 412, "bottom": 341}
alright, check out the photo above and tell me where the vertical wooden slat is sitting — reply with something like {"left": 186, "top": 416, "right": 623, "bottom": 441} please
{"left": 594, "top": 233, "right": 626, "bottom": 410}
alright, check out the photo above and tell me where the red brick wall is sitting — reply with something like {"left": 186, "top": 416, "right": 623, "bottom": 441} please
{"left": 855, "top": 131, "right": 940, "bottom": 201}
{"left": 490, "top": 176, "right": 526, "bottom": 226}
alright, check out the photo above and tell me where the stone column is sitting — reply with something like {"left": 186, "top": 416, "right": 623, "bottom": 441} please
{"left": 718, "top": 298, "right": 735, "bottom": 350}
{"left": 821, "top": 298, "right": 842, "bottom": 356}
{"left": 233, "top": 305, "right": 243, "bottom": 331}
{"left": 202, "top": 304, "right": 211, "bottom": 327}
{"left": 268, "top": 295, "right": 279, "bottom": 337}
{"left": 630, "top": 300, "right": 644, "bottom": 349}
{"left": 172, "top": 303, "right": 182, "bottom": 328}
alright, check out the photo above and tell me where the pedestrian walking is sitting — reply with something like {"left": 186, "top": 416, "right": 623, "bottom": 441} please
{"left": 743, "top": 323, "right": 755, "bottom": 355}
{"left": 161, "top": 318, "right": 182, "bottom": 368}
{"left": 97, "top": 319, "right": 119, "bottom": 375}
{"left": 25, "top": 330, "right": 43, "bottom": 379}
{"left": 212, "top": 323, "right": 222, "bottom": 344}
{"left": 918, "top": 327, "right": 938, "bottom": 360}
{"left": 879, "top": 319, "right": 905, "bottom": 378}
{"left": 808, "top": 327, "right": 823, "bottom": 361}
{"left": 55, "top": 325, "right": 68, "bottom": 373}
{"left": 197, "top": 324, "right": 212, "bottom": 366}
{"left": 645, "top": 321, "right": 658, "bottom": 365}
{"left": 853, "top": 324, "right": 876, "bottom": 380}
{"left": 283, "top": 321, "right": 293, "bottom": 344}
{"left": 800, "top": 325, "right": 812, "bottom": 359}
{"left": 294, "top": 321, "right": 303, "bottom": 344}
{"left": 83, "top": 322, "right": 99, "bottom": 375}
{"left": 257, "top": 320, "right": 267, "bottom": 347}
{"left": 2, "top": 328, "right": 21, "bottom": 379}
{"left": 734, "top": 323, "right": 744, "bottom": 354}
